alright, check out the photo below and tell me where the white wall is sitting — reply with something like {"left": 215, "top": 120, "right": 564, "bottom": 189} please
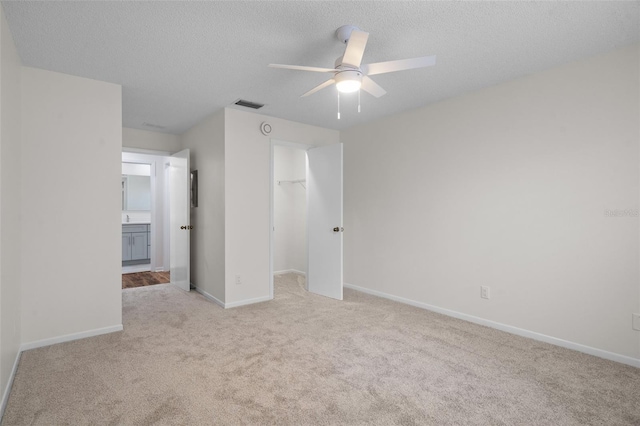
{"left": 20, "top": 67, "right": 122, "bottom": 344}
{"left": 122, "top": 162, "right": 151, "bottom": 176}
{"left": 180, "top": 109, "right": 225, "bottom": 302}
{"left": 273, "top": 145, "right": 307, "bottom": 274}
{"left": 342, "top": 45, "right": 640, "bottom": 362}
{"left": 290, "top": 148, "right": 307, "bottom": 273}
{"left": 0, "top": 5, "right": 21, "bottom": 408}
{"left": 224, "top": 108, "right": 339, "bottom": 306}
{"left": 123, "top": 127, "right": 180, "bottom": 153}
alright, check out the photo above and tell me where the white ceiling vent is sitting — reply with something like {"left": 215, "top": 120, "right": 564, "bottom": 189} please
{"left": 142, "top": 122, "right": 166, "bottom": 130}
{"left": 234, "top": 99, "right": 265, "bottom": 109}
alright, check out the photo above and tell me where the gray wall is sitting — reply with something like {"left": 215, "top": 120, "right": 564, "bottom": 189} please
{"left": 180, "top": 109, "right": 226, "bottom": 302}
{"left": 20, "top": 67, "right": 122, "bottom": 344}
{"left": 0, "top": 6, "right": 22, "bottom": 405}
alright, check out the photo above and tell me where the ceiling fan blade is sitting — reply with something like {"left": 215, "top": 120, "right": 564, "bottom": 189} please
{"left": 301, "top": 78, "right": 336, "bottom": 97}
{"left": 341, "top": 30, "right": 369, "bottom": 68}
{"left": 361, "top": 76, "right": 386, "bottom": 98}
{"left": 269, "top": 64, "right": 337, "bottom": 73}
{"left": 363, "top": 55, "right": 436, "bottom": 76}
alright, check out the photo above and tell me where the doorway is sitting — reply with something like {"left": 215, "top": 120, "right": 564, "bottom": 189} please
{"left": 120, "top": 148, "right": 192, "bottom": 291}
{"left": 272, "top": 144, "right": 308, "bottom": 295}
{"left": 269, "top": 140, "right": 344, "bottom": 301}
{"left": 121, "top": 151, "right": 169, "bottom": 288}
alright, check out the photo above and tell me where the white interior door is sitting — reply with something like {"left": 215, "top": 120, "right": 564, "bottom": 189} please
{"left": 307, "top": 143, "right": 343, "bottom": 300}
{"left": 169, "top": 149, "right": 190, "bottom": 291}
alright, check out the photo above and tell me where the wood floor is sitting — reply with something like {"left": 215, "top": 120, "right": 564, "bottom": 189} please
{"left": 122, "top": 271, "right": 170, "bottom": 289}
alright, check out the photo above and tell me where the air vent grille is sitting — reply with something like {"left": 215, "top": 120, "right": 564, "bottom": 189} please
{"left": 142, "top": 122, "right": 166, "bottom": 130}
{"left": 234, "top": 99, "right": 265, "bottom": 109}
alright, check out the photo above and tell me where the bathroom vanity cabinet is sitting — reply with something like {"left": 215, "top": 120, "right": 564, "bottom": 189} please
{"left": 122, "top": 224, "right": 150, "bottom": 264}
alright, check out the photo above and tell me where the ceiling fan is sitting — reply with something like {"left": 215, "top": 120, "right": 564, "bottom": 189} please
{"left": 269, "top": 25, "right": 436, "bottom": 98}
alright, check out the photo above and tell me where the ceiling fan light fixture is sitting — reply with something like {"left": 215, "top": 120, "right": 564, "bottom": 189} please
{"left": 335, "top": 70, "right": 362, "bottom": 93}
{"left": 269, "top": 26, "right": 435, "bottom": 102}
{"left": 336, "top": 79, "right": 361, "bottom": 93}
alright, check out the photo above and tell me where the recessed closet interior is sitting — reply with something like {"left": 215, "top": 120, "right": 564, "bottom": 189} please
{"left": 273, "top": 145, "right": 307, "bottom": 281}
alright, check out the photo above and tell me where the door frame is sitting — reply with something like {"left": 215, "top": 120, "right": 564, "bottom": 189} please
{"left": 269, "top": 139, "right": 314, "bottom": 300}
{"left": 168, "top": 148, "right": 191, "bottom": 292}
{"left": 121, "top": 148, "right": 173, "bottom": 274}
{"left": 121, "top": 152, "right": 157, "bottom": 272}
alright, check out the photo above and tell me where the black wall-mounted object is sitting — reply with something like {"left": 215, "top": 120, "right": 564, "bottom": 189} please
{"left": 191, "top": 170, "right": 198, "bottom": 208}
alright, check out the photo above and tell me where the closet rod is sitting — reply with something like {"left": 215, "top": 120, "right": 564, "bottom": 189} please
{"left": 278, "top": 179, "right": 306, "bottom": 189}
{"left": 277, "top": 179, "right": 306, "bottom": 185}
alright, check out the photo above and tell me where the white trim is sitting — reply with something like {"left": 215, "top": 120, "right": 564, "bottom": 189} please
{"left": 122, "top": 147, "right": 172, "bottom": 156}
{"left": 122, "top": 264, "right": 152, "bottom": 274}
{"left": 274, "top": 269, "right": 306, "bottom": 276}
{"left": 344, "top": 283, "right": 640, "bottom": 369}
{"left": 269, "top": 141, "right": 274, "bottom": 300}
{"left": 20, "top": 325, "right": 123, "bottom": 352}
{"left": 225, "top": 295, "right": 272, "bottom": 309}
{"left": 121, "top": 152, "right": 159, "bottom": 272}
{"left": 154, "top": 267, "right": 165, "bottom": 272}
{"left": 0, "top": 350, "right": 21, "bottom": 421}
{"left": 194, "top": 287, "right": 225, "bottom": 308}
{"left": 194, "top": 288, "right": 272, "bottom": 309}
{"left": 271, "top": 139, "right": 315, "bottom": 151}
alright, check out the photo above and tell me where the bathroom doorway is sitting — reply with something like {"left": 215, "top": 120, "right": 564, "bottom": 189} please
{"left": 121, "top": 151, "right": 170, "bottom": 288}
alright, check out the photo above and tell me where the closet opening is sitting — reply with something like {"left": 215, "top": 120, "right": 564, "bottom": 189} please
{"left": 270, "top": 142, "right": 308, "bottom": 297}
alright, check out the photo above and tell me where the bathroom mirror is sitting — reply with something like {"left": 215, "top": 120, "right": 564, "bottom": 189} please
{"left": 122, "top": 163, "right": 151, "bottom": 211}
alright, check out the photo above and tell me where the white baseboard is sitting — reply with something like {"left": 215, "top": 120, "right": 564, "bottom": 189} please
{"left": 0, "top": 349, "right": 21, "bottom": 422}
{"left": 20, "top": 325, "right": 123, "bottom": 352}
{"left": 154, "top": 267, "right": 165, "bottom": 272}
{"left": 194, "top": 287, "right": 225, "bottom": 308}
{"left": 122, "top": 264, "right": 151, "bottom": 274}
{"left": 274, "top": 269, "right": 306, "bottom": 276}
{"left": 1, "top": 324, "right": 124, "bottom": 420}
{"left": 194, "top": 288, "right": 272, "bottom": 309}
{"left": 225, "top": 295, "right": 272, "bottom": 309}
{"left": 2, "top": 325, "right": 123, "bottom": 419}
{"left": 344, "top": 282, "right": 640, "bottom": 369}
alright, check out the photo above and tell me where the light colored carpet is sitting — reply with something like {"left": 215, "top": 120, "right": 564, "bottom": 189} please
{"left": 3, "top": 273, "right": 639, "bottom": 425}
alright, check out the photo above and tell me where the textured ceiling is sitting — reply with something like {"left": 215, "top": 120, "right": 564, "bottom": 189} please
{"left": 2, "top": 1, "right": 638, "bottom": 134}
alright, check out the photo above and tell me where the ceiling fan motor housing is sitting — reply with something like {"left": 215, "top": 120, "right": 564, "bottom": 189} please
{"left": 335, "top": 25, "right": 360, "bottom": 44}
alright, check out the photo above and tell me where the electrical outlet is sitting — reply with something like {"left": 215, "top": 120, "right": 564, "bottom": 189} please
{"left": 480, "top": 286, "right": 490, "bottom": 300}
{"left": 235, "top": 275, "right": 242, "bottom": 285}
{"left": 633, "top": 313, "right": 640, "bottom": 331}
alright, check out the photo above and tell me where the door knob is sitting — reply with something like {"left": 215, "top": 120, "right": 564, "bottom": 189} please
{"left": 180, "top": 226, "right": 186, "bottom": 230}
{"left": 189, "top": 226, "right": 193, "bottom": 230}
{"left": 333, "top": 227, "right": 344, "bottom": 232}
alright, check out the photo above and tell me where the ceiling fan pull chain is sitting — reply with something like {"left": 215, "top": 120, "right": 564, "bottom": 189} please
{"left": 337, "top": 90, "right": 341, "bottom": 120}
